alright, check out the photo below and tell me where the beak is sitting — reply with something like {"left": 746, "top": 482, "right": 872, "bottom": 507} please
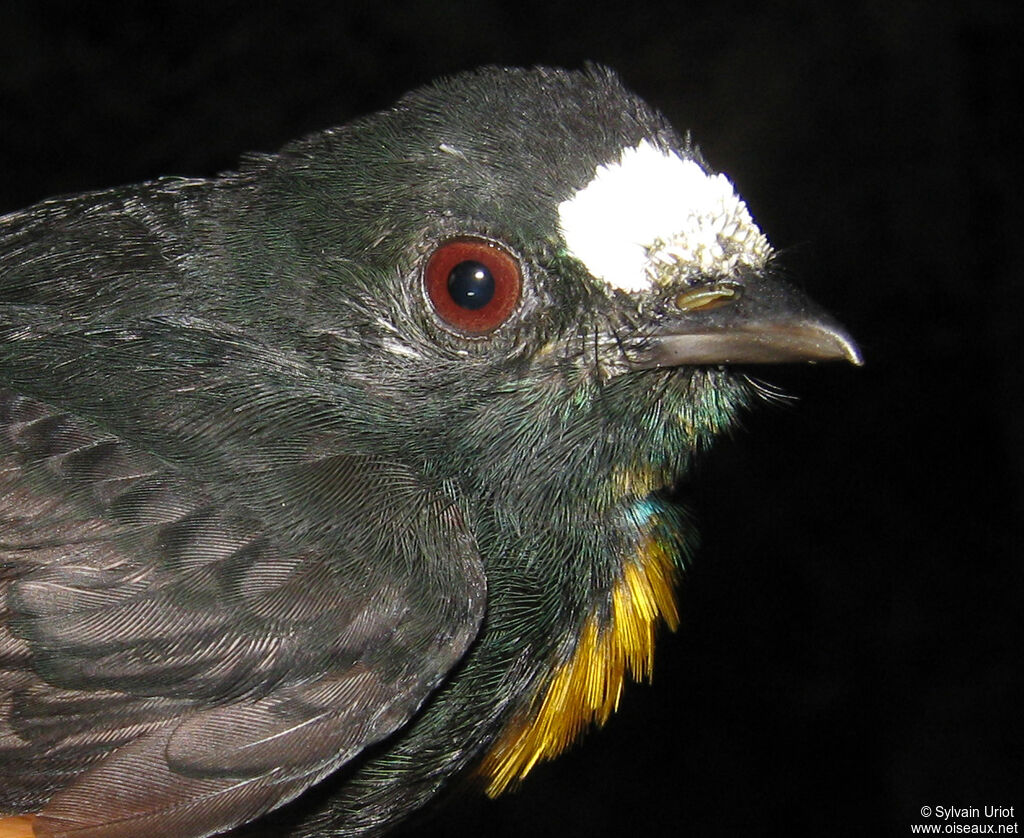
{"left": 629, "top": 271, "right": 862, "bottom": 368}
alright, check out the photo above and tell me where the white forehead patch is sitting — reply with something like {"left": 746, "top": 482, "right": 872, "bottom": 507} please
{"left": 557, "top": 140, "right": 771, "bottom": 293}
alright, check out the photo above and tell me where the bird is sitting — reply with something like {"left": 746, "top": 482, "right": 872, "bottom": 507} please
{"left": 0, "top": 65, "right": 860, "bottom": 838}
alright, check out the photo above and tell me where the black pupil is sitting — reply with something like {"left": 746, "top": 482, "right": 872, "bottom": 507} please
{"left": 447, "top": 260, "right": 495, "bottom": 310}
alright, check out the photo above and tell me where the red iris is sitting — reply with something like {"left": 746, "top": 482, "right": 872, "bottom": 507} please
{"left": 424, "top": 238, "right": 522, "bottom": 334}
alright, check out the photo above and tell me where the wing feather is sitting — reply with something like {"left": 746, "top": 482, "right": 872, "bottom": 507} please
{"left": 1, "top": 393, "right": 485, "bottom": 834}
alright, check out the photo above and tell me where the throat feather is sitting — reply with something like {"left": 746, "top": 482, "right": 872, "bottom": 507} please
{"left": 479, "top": 532, "right": 680, "bottom": 796}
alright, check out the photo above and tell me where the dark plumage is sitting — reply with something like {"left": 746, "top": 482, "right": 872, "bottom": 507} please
{"left": 0, "top": 66, "right": 857, "bottom": 838}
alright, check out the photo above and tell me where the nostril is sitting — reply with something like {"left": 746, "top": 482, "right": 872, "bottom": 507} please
{"left": 674, "top": 282, "right": 743, "bottom": 312}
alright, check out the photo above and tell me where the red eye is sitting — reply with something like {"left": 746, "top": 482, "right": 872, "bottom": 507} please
{"left": 424, "top": 238, "right": 522, "bottom": 334}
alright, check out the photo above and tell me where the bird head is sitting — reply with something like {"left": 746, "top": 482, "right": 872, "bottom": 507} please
{"left": 209, "top": 66, "right": 858, "bottom": 509}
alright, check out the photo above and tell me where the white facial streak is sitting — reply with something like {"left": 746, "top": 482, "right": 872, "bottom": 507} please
{"left": 557, "top": 140, "right": 771, "bottom": 293}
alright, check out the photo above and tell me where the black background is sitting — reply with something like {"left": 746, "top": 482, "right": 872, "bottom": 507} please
{"left": 1, "top": 2, "right": 1020, "bottom": 836}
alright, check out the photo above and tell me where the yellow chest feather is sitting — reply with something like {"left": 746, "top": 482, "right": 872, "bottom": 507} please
{"left": 478, "top": 532, "right": 680, "bottom": 796}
